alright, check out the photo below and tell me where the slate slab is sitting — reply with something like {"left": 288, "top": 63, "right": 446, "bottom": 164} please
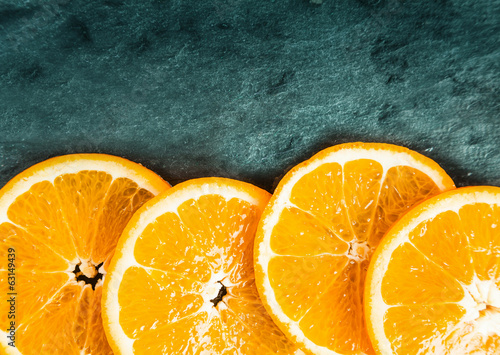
{"left": 0, "top": 0, "right": 499, "bottom": 191}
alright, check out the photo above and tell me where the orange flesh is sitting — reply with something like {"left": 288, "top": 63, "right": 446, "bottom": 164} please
{"left": 0, "top": 170, "right": 158, "bottom": 355}
{"left": 380, "top": 202, "right": 500, "bottom": 354}
{"left": 117, "top": 194, "right": 299, "bottom": 354}
{"left": 268, "top": 160, "right": 443, "bottom": 354}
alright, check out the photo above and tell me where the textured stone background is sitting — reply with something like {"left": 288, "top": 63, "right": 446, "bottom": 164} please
{"left": 0, "top": 0, "right": 499, "bottom": 191}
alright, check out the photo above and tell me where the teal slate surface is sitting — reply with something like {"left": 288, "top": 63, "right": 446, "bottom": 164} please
{"left": 0, "top": 0, "right": 499, "bottom": 191}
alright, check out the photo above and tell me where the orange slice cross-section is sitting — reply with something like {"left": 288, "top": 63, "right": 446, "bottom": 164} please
{"left": 365, "top": 186, "right": 500, "bottom": 355}
{"left": 254, "top": 142, "right": 455, "bottom": 355}
{"left": 102, "top": 178, "right": 301, "bottom": 354}
{"left": 0, "top": 154, "right": 169, "bottom": 354}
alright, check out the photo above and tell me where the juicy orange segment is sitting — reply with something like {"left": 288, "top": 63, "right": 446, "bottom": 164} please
{"left": 382, "top": 303, "right": 465, "bottom": 354}
{"left": 365, "top": 186, "right": 500, "bottom": 355}
{"left": 254, "top": 142, "right": 455, "bottom": 355}
{"left": 0, "top": 154, "right": 168, "bottom": 355}
{"left": 269, "top": 255, "right": 348, "bottom": 321}
{"left": 102, "top": 178, "right": 301, "bottom": 354}
{"left": 380, "top": 243, "right": 464, "bottom": 305}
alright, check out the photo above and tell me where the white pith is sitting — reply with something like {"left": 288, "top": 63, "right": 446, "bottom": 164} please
{"left": 0, "top": 156, "right": 166, "bottom": 355}
{"left": 103, "top": 181, "right": 266, "bottom": 354}
{"left": 348, "top": 240, "right": 372, "bottom": 262}
{"left": 367, "top": 190, "right": 500, "bottom": 355}
{"left": 256, "top": 146, "right": 451, "bottom": 355}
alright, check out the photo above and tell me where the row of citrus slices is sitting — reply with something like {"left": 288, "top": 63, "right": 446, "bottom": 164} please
{"left": 0, "top": 142, "right": 498, "bottom": 355}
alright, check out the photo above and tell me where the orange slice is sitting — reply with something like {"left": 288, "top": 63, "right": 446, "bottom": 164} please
{"left": 365, "top": 186, "right": 500, "bottom": 355}
{"left": 254, "top": 142, "right": 455, "bottom": 355}
{"left": 0, "top": 154, "right": 169, "bottom": 355}
{"left": 102, "top": 177, "right": 302, "bottom": 354}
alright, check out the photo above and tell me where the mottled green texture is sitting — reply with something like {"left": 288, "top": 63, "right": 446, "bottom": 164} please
{"left": 0, "top": 0, "right": 499, "bottom": 191}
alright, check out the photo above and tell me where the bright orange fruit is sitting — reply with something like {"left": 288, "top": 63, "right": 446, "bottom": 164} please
{"left": 254, "top": 142, "right": 455, "bottom": 354}
{"left": 0, "top": 154, "right": 169, "bottom": 355}
{"left": 365, "top": 186, "right": 500, "bottom": 355}
{"left": 102, "top": 177, "right": 301, "bottom": 354}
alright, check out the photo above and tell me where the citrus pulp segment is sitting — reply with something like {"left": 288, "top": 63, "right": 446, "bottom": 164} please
{"left": 102, "top": 177, "right": 302, "bottom": 355}
{"left": 254, "top": 142, "right": 455, "bottom": 355}
{"left": 365, "top": 186, "right": 500, "bottom": 355}
{"left": 0, "top": 154, "right": 169, "bottom": 355}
